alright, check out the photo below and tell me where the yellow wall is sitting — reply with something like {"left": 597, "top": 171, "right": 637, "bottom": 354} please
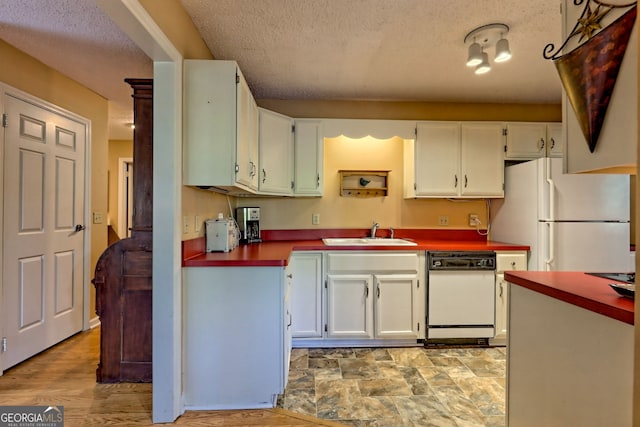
{"left": 107, "top": 139, "right": 133, "bottom": 238}
{"left": 0, "top": 38, "right": 109, "bottom": 319}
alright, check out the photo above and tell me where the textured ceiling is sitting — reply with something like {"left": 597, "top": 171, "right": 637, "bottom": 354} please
{"left": 180, "top": 0, "right": 564, "bottom": 103}
{"left": 0, "top": 0, "right": 565, "bottom": 140}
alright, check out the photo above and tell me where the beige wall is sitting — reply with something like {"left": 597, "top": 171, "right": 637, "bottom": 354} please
{"left": 107, "top": 139, "right": 133, "bottom": 238}
{"left": 0, "top": 38, "right": 109, "bottom": 319}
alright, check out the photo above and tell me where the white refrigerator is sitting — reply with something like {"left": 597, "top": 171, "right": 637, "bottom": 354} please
{"left": 490, "top": 158, "right": 632, "bottom": 272}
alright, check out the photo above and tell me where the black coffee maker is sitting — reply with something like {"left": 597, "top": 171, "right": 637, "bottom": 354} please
{"left": 236, "top": 207, "right": 262, "bottom": 243}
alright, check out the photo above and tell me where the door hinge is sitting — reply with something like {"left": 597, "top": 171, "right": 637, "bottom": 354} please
{"left": 417, "top": 323, "right": 420, "bottom": 332}
{"left": 2, "top": 113, "right": 7, "bottom": 128}
{"left": 291, "top": 124, "right": 295, "bottom": 133}
{"left": 504, "top": 145, "right": 507, "bottom": 153}
{"left": 324, "top": 279, "right": 327, "bottom": 288}
{"left": 235, "top": 73, "right": 240, "bottom": 84}
{"left": 414, "top": 127, "right": 417, "bottom": 137}
{"left": 1, "top": 337, "right": 6, "bottom": 353}
{"left": 324, "top": 324, "right": 327, "bottom": 332}
{"left": 417, "top": 279, "right": 420, "bottom": 288}
{"left": 503, "top": 128, "right": 508, "bottom": 136}
{"left": 291, "top": 181, "right": 295, "bottom": 190}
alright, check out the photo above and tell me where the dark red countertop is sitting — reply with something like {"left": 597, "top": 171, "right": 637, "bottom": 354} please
{"left": 504, "top": 271, "right": 635, "bottom": 325}
{"left": 182, "top": 229, "right": 529, "bottom": 267}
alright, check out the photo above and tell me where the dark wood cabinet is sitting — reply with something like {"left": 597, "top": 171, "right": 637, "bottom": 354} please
{"left": 93, "top": 79, "right": 153, "bottom": 383}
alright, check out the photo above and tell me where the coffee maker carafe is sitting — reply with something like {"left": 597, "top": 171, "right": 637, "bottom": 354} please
{"left": 236, "top": 207, "right": 262, "bottom": 243}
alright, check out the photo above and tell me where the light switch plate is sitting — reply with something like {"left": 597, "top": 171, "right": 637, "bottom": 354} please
{"left": 92, "top": 212, "right": 103, "bottom": 224}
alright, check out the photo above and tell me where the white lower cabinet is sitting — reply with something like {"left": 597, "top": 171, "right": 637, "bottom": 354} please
{"left": 492, "top": 251, "right": 527, "bottom": 344}
{"left": 289, "top": 252, "right": 323, "bottom": 338}
{"left": 326, "top": 273, "right": 373, "bottom": 338}
{"left": 324, "top": 252, "right": 425, "bottom": 343}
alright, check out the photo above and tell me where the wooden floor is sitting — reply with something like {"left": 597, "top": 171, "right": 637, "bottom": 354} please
{"left": 0, "top": 327, "right": 344, "bottom": 426}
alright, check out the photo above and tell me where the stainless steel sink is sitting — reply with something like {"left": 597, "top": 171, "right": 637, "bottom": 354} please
{"left": 322, "top": 237, "right": 417, "bottom": 246}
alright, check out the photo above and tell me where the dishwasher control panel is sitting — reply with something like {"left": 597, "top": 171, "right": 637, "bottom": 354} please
{"left": 428, "top": 251, "right": 496, "bottom": 270}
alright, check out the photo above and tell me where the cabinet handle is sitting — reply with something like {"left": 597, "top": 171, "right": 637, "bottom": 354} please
{"left": 464, "top": 174, "right": 468, "bottom": 188}
{"left": 500, "top": 282, "right": 504, "bottom": 297}
{"left": 377, "top": 286, "right": 380, "bottom": 298}
{"left": 454, "top": 175, "right": 458, "bottom": 188}
{"left": 365, "top": 286, "right": 369, "bottom": 297}
{"left": 550, "top": 137, "right": 556, "bottom": 150}
{"left": 287, "top": 312, "right": 292, "bottom": 328}
{"left": 539, "top": 138, "right": 545, "bottom": 151}
{"left": 317, "top": 173, "right": 320, "bottom": 188}
{"left": 286, "top": 273, "right": 293, "bottom": 279}
{"left": 511, "top": 261, "right": 516, "bottom": 268}
{"left": 262, "top": 168, "right": 267, "bottom": 183}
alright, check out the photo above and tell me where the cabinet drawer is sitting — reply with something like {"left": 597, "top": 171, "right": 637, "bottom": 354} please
{"left": 496, "top": 253, "right": 527, "bottom": 272}
{"left": 326, "top": 252, "right": 419, "bottom": 273}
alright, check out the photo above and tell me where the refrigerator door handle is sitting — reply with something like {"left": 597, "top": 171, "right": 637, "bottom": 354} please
{"left": 545, "top": 221, "right": 555, "bottom": 271}
{"left": 545, "top": 157, "right": 555, "bottom": 221}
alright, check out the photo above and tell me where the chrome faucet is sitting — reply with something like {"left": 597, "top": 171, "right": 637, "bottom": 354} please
{"left": 370, "top": 221, "right": 379, "bottom": 238}
{"left": 389, "top": 227, "right": 395, "bottom": 239}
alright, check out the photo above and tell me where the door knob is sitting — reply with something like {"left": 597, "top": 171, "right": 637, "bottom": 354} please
{"left": 75, "top": 224, "right": 86, "bottom": 232}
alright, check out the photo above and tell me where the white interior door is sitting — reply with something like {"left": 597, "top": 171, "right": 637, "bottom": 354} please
{"left": 2, "top": 93, "right": 86, "bottom": 370}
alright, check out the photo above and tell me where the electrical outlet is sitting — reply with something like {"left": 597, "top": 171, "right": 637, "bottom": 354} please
{"left": 469, "top": 214, "right": 480, "bottom": 227}
{"left": 312, "top": 213, "right": 320, "bottom": 225}
{"left": 194, "top": 216, "right": 202, "bottom": 233}
{"left": 438, "top": 215, "right": 449, "bottom": 226}
{"left": 183, "top": 216, "right": 190, "bottom": 234}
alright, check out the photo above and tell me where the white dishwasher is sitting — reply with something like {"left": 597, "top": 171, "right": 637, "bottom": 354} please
{"left": 427, "top": 251, "right": 496, "bottom": 340}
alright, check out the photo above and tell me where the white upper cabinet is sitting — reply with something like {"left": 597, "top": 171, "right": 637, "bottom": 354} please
{"left": 293, "top": 120, "right": 324, "bottom": 196}
{"left": 258, "top": 108, "right": 294, "bottom": 195}
{"left": 183, "top": 60, "right": 259, "bottom": 193}
{"left": 505, "top": 122, "right": 563, "bottom": 159}
{"left": 409, "top": 121, "right": 504, "bottom": 198}
{"left": 561, "top": 0, "right": 637, "bottom": 173}
{"left": 413, "top": 122, "right": 461, "bottom": 197}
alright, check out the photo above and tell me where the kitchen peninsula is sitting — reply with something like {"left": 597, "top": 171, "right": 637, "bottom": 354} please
{"left": 181, "top": 229, "right": 528, "bottom": 409}
{"left": 504, "top": 271, "right": 634, "bottom": 427}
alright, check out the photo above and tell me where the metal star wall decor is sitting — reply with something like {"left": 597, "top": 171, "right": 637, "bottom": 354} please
{"left": 576, "top": 3, "right": 611, "bottom": 41}
{"left": 543, "top": 0, "right": 636, "bottom": 153}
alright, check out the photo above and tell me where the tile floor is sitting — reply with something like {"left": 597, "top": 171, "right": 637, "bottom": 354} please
{"left": 278, "top": 346, "right": 506, "bottom": 427}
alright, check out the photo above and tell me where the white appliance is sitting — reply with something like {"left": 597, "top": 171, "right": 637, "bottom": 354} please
{"left": 490, "top": 158, "right": 631, "bottom": 272}
{"left": 427, "top": 251, "right": 496, "bottom": 340}
{"left": 205, "top": 215, "right": 240, "bottom": 253}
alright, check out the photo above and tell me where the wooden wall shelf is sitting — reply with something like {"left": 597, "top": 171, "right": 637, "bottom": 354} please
{"left": 339, "top": 170, "right": 389, "bottom": 197}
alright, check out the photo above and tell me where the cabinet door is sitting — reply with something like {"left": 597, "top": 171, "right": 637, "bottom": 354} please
{"left": 460, "top": 122, "right": 504, "bottom": 197}
{"left": 374, "top": 274, "right": 418, "bottom": 339}
{"left": 505, "top": 122, "right": 547, "bottom": 159}
{"left": 294, "top": 120, "right": 324, "bottom": 196}
{"left": 414, "top": 122, "right": 460, "bottom": 197}
{"left": 326, "top": 274, "right": 373, "bottom": 339}
{"left": 258, "top": 108, "right": 294, "bottom": 195}
{"left": 236, "top": 70, "right": 259, "bottom": 189}
{"left": 494, "top": 273, "right": 508, "bottom": 340}
{"left": 284, "top": 263, "right": 294, "bottom": 386}
{"left": 290, "top": 253, "right": 323, "bottom": 338}
{"left": 183, "top": 60, "right": 238, "bottom": 187}
{"left": 494, "top": 251, "right": 527, "bottom": 341}
{"left": 547, "top": 123, "right": 563, "bottom": 158}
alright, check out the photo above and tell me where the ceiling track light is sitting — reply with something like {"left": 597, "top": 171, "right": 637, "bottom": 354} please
{"left": 464, "top": 23, "right": 511, "bottom": 74}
